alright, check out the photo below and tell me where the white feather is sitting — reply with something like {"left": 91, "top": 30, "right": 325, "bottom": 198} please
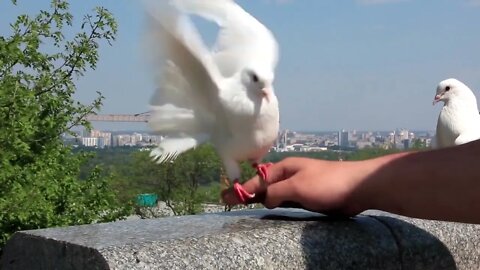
{"left": 148, "top": 105, "right": 199, "bottom": 134}
{"left": 150, "top": 135, "right": 209, "bottom": 164}
{"left": 172, "top": 0, "right": 278, "bottom": 77}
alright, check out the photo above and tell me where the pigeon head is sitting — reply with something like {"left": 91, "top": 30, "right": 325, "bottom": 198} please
{"left": 433, "top": 78, "right": 475, "bottom": 105}
{"left": 242, "top": 67, "right": 274, "bottom": 103}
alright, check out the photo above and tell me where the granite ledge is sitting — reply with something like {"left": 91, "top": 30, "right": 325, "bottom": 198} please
{"left": 2, "top": 209, "right": 479, "bottom": 270}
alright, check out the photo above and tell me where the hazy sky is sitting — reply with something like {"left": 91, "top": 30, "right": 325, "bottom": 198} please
{"left": 2, "top": 0, "right": 480, "bottom": 131}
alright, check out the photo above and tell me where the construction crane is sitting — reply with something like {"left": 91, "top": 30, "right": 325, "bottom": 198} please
{"left": 84, "top": 111, "right": 151, "bottom": 123}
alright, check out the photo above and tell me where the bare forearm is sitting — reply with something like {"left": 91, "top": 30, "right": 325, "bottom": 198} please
{"left": 359, "top": 141, "right": 480, "bottom": 223}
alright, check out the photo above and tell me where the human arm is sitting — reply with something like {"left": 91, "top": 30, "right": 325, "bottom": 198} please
{"left": 222, "top": 140, "right": 480, "bottom": 224}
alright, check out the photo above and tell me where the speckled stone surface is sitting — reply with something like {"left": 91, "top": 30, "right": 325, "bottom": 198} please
{"left": 364, "top": 210, "right": 480, "bottom": 270}
{"left": 1, "top": 209, "right": 476, "bottom": 270}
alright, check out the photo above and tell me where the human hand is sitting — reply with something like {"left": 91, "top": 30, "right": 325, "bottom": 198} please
{"left": 222, "top": 157, "right": 375, "bottom": 216}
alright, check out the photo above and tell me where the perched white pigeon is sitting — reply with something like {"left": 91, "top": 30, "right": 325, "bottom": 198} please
{"left": 433, "top": 78, "right": 480, "bottom": 148}
{"left": 144, "top": 0, "right": 280, "bottom": 204}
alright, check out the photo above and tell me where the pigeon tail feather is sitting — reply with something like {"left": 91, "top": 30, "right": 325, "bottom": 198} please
{"left": 150, "top": 135, "right": 209, "bottom": 164}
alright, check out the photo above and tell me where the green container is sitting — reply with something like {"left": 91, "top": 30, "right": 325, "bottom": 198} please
{"left": 136, "top": 193, "right": 158, "bottom": 207}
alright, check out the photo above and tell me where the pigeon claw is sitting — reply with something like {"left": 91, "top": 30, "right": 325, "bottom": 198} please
{"left": 253, "top": 162, "right": 273, "bottom": 182}
{"left": 233, "top": 179, "right": 255, "bottom": 205}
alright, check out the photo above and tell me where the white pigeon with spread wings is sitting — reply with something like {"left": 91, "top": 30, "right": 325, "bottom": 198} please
{"left": 433, "top": 78, "right": 480, "bottom": 148}
{"left": 145, "top": 0, "right": 280, "bottom": 203}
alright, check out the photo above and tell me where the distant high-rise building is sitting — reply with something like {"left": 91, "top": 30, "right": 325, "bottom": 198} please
{"left": 82, "top": 137, "right": 98, "bottom": 147}
{"left": 142, "top": 135, "right": 163, "bottom": 144}
{"left": 275, "top": 129, "right": 289, "bottom": 150}
{"left": 131, "top": 133, "right": 142, "bottom": 145}
{"left": 338, "top": 130, "right": 349, "bottom": 147}
{"left": 97, "top": 137, "right": 106, "bottom": 148}
{"left": 90, "top": 129, "right": 112, "bottom": 147}
{"left": 112, "top": 134, "right": 132, "bottom": 147}
{"left": 403, "top": 139, "right": 410, "bottom": 149}
{"left": 282, "top": 129, "right": 288, "bottom": 147}
{"left": 398, "top": 129, "right": 409, "bottom": 141}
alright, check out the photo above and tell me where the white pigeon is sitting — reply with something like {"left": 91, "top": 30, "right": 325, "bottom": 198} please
{"left": 433, "top": 78, "right": 480, "bottom": 148}
{"left": 144, "top": 0, "right": 280, "bottom": 204}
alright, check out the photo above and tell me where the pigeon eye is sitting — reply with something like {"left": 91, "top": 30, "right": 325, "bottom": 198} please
{"left": 445, "top": 86, "right": 451, "bottom": 91}
{"left": 251, "top": 73, "right": 259, "bottom": 83}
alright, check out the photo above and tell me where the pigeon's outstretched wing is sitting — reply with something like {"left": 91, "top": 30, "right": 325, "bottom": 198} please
{"left": 144, "top": 1, "right": 224, "bottom": 162}
{"left": 172, "top": 0, "right": 279, "bottom": 77}
{"left": 145, "top": 1, "right": 222, "bottom": 109}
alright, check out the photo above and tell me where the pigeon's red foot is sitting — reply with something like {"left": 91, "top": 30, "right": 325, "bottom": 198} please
{"left": 253, "top": 162, "right": 273, "bottom": 181}
{"left": 233, "top": 179, "right": 255, "bottom": 204}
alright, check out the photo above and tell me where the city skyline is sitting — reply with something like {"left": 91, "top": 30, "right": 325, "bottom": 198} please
{"left": 80, "top": 123, "right": 436, "bottom": 134}
{"left": 67, "top": 127, "right": 433, "bottom": 151}
{"left": 2, "top": 1, "right": 480, "bottom": 131}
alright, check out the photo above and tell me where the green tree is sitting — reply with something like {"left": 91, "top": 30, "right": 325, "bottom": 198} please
{"left": 108, "top": 144, "right": 260, "bottom": 216}
{"left": 0, "top": 0, "right": 129, "bottom": 252}
{"left": 158, "top": 145, "right": 222, "bottom": 215}
{"left": 109, "top": 150, "right": 166, "bottom": 203}
{"left": 410, "top": 138, "right": 428, "bottom": 150}
{"left": 345, "top": 148, "right": 401, "bottom": 161}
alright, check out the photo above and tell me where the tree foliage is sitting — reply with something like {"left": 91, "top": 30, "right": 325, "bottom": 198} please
{"left": 344, "top": 147, "right": 401, "bottom": 161}
{"left": 410, "top": 138, "right": 428, "bottom": 150}
{"left": 0, "top": 0, "right": 129, "bottom": 251}
{"left": 90, "top": 144, "right": 259, "bottom": 216}
{"left": 110, "top": 145, "right": 225, "bottom": 216}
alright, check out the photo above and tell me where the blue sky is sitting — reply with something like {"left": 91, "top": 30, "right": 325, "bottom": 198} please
{"left": 2, "top": 0, "right": 480, "bottom": 131}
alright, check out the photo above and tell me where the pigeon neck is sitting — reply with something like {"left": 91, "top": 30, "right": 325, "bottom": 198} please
{"left": 445, "top": 97, "right": 479, "bottom": 115}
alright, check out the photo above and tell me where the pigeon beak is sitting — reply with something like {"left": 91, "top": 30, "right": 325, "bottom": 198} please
{"left": 261, "top": 88, "right": 271, "bottom": 102}
{"left": 432, "top": 94, "right": 441, "bottom": 105}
